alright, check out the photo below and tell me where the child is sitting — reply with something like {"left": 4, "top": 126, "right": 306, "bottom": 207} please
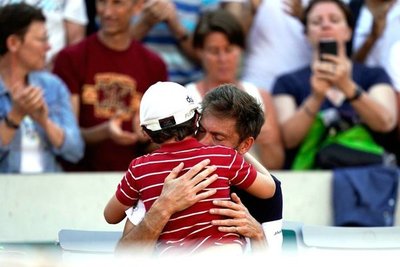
{"left": 104, "top": 81, "right": 275, "bottom": 255}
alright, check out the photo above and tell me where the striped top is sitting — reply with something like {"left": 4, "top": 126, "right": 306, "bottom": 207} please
{"left": 140, "top": 0, "right": 219, "bottom": 84}
{"left": 116, "top": 138, "right": 257, "bottom": 254}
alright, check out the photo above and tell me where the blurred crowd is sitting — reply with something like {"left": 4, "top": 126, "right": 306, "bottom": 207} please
{"left": 1, "top": 0, "right": 399, "bottom": 172}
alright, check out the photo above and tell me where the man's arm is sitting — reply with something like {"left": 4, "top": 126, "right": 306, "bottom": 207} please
{"left": 115, "top": 159, "right": 218, "bottom": 255}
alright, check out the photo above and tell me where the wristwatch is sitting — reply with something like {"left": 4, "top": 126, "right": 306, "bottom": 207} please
{"left": 346, "top": 85, "right": 363, "bottom": 103}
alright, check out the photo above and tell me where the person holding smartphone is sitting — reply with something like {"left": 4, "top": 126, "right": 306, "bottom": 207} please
{"left": 271, "top": 0, "right": 398, "bottom": 169}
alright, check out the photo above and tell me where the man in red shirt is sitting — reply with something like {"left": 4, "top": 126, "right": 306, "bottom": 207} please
{"left": 53, "top": 0, "right": 167, "bottom": 171}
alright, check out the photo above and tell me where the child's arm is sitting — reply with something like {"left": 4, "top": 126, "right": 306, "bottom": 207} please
{"left": 244, "top": 152, "right": 269, "bottom": 175}
{"left": 243, "top": 152, "right": 276, "bottom": 199}
{"left": 104, "top": 195, "right": 131, "bottom": 224}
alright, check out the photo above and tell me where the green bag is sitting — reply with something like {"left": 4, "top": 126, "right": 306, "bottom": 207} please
{"left": 292, "top": 114, "right": 384, "bottom": 170}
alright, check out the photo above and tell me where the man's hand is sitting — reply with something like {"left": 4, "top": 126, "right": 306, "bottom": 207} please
{"left": 210, "top": 193, "right": 265, "bottom": 241}
{"left": 116, "top": 159, "right": 219, "bottom": 253}
{"left": 157, "top": 159, "right": 219, "bottom": 215}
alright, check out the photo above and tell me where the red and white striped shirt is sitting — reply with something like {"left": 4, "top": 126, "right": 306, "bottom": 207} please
{"left": 115, "top": 138, "right": 257, "bottom": 254}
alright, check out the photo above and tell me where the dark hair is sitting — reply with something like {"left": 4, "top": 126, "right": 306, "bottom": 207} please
{"left": 0, "top": 3, "right": 45, "bottom": 56}
{"left": 143, "top": 114, "right": 198, "bottom": 144}
{"left": 201, "top": 84, "right": 264, "bottom": 142}
{"left": 192, "top": 9, "right": 245, "bottom": 49}
{"left": 302, "top": 0, "right": 354, "bottom": 32}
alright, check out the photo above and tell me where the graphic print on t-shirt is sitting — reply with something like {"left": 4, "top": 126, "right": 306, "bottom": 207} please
{"left": 81, "top": 73, "right": 141, "bottom": 121}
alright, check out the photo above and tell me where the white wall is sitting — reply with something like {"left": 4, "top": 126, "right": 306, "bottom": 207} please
{"left": 1, "top": 171, "right": 399, "bottom": 243}
{"left": 0, "top": 172, "right": 124, "bottom": 243}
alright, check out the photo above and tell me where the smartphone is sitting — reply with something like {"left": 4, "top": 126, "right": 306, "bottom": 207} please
{"left": 319, "top": 40, "right": 337, "bottom": 60}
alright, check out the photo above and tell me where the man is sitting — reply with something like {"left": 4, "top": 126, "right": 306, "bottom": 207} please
{"left": 53, "top": 0, "right": 167, "bottom": 171}
{"left": 114, "top": 84, "right": 283, "bottom": 254}
{"left": 105, "top": 82, "right": 275, "bottom": 254}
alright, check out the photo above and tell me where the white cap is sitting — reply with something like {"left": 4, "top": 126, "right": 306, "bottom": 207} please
{"left": 140, "top": 81, "right": 199, "bottom": 131}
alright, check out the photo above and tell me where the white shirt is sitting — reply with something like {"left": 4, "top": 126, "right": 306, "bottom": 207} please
{"left": 0, "top": 0, "right": 88, "bottom": 62}
{"left": 242, "top": 0, "right": 312, "bottom": 92}
{"left": 20, "top": 117, "right": 44, "bottom": 173}
{"left": 352, "top": 1, "right": 400, "bottom": 91}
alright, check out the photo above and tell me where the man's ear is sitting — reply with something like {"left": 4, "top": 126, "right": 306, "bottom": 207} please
{"left": 237, "top": 137, "right": 254, "bottom": 155}
{"left": 7, "top": 35, "right": 22, "bottom": 53}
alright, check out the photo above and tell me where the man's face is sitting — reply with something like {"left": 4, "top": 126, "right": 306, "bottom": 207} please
{"left": 96, "top": 0, "right": 139, "bottom": 36}
{"left": 196, "top": 111, "right": 245, "bottom": 153}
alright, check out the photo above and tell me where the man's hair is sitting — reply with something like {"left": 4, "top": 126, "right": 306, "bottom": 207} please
{"left": 201, "top": 84, "right": 264, "bottom": 142}
{"left": 143, "top": 115, "right": 198, "bottom": 144}
{"left": 302, "top": 0, "right": 354, "bottom": 32}
{"left": 192, "top": 9, "right": 245, "bottom": 49}
{"left": 0, "top": 3, "right": 45, "bottom": 56}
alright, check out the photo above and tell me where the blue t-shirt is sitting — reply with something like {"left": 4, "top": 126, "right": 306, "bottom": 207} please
{"left": 272, "top": 63, "right": 393, "bottom": 168}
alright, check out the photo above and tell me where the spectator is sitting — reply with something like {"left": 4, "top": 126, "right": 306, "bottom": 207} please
{"left": 129, "top": 0, "right": 213, "bottom": 84}
{"left": 195, "top": 84, "right": 284, "bottom": 251}
{"left": 113, "top": 84, "right": 283, "bottom": 255}
{"left": 0, "top": 0, "right": 88, "bottom": 68}
{"left": 242, "top": 0, "right": 312, "bottom": 92}
{"left": 272, "top": 0, "right": 397, "bottom": 169}
{"left": 0, "top": 3, "right": 84, "bottom": 173}
{"left": 53, "top": 0, "right": 167, "bottom": 171}
{"left": 351, "top": 0, "right": 400, "bottom": 91}
{"left": 183, "top": 10, "right": 285, "bottom": 248}
{"left": 104, "top": 82, "right": 275, "bottom": 255}
{"left": 187, "top": 9, "right": 285, "bottom": 170}
{"left": 130, "top": 0, "right": 255, "bottom": 85}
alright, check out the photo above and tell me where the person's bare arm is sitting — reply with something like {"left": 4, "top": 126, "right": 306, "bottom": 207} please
{"left": 255, "top": 90, "right": 285, "bottom": 169}
{"left": 244, "top": 166, "right": 276, "bottom": 199}
{"left": 164, "top": 2, "right": 198, "bottom": 61}
{"left": 104, "top": 195, "right": 131, "bottom": 224}
{"left": 221, "top": 1, "right": 255, "bottom": 35}
{"left": 352, "top": 0, "right": 395, "bottom": 63}
{"left": 64, "top": 20, "right": 86, "bottom": 46}
{"left": 130, "top": 0, "right": 199, "bottom": 62}
{"left": 349, "top": 83, "right": 397, "bottom": 132}
{"left": 115, "top": 159, "right": 218, "bottom": 254}
{"left": 282, "top": 0, "right": 303, "bottom": 21}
